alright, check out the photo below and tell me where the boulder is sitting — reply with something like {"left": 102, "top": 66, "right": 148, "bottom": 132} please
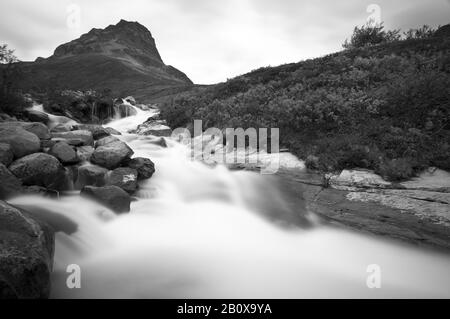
{"left": 104, "top": 127, "right": 121, "bottom": 135}
{"left": 76, "top": 165, "right": 108, "bottom": 189}
{"left": 9, "top": 153, "right": 66, "bottom": 190}
{"left": 149, "top": 137, "right": 167, "bottom": 148}
{"left": 133, "top": 120, "right": 172, "bottom": 137}
{"left": 0, "top": 163, "right": 22, "bottom": 199}
{"left": 124, "top": 96, "right": 136, "bottom": 105}
{"left": 50, "top": 137, "right": 84, "bottom": 147}
{"left": 76, "top": 145, "right": 94, "bottom": 162}
{"left": 24, "top": 109, "right": 49, "bottom": 124}
{"left": 95, "top": 135, "right": 120, "bottom": 148}
{"left": 74, "top": 124, "right": 110, "bottom": 140}
{"left": 0, "top": 201, "right": 54, "bottom": 298}
{"left": 105, "top": 167, "right": 138, "bottom": 193}
{"left": 90, "top": 141, "right": 134, "bottom": 169}
{"left": 127, "top": 157, "right": 155, "bottom": 180}
{"left": 50, "top": 124, "right": 72, "bottom": 133}
{"left": 0, "top": 126, "right": 41, "bottom": 158}
{"left": 47, "top": 116, "right": 77, "bottom": 131}
{"left": 51, "top": 130, "right": 94, "bottom": 146}
{"left": 326, "top": 169, "right": 393, "bottom": 191}
{"left": 81, "top": 185, "right": 131, "bottom": 214}
{"left": 21, "top": 123, "right": 51, "bottom": 140}
{"left": 0, "top": 143, "right": 13, "bottom": 166}
{"left": 0, "top": 121, "right": 50, "bottom": 140}
{"left": 49, "top": 142, "right": 80, "bottom": 164}
{"left": 22, "top": 186, "right": 59, "bottom": 198}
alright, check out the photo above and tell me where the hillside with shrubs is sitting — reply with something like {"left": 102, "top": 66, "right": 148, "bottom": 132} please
{"left": 161, "top": 23, "right": 450, "bottom": 180}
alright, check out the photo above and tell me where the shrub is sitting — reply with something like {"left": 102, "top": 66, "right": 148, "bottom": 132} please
{"left": 0, "top": 90, "right": 31, "bottom": 115}
{"left": 377, "top": 158, "right": 414, "bottom": 181}
{"left": 305, "top": 155, "right": 320, "bottom": 170}
{"left": 343, "top": 23, "right": 401, "bottom": 49}
{"left": 161, "top": 23, "right": 450, "bottom": 177}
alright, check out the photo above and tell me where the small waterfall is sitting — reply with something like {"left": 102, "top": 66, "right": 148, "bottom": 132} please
{"left": 11, "top": 101, "right": 450, "bottom": 298}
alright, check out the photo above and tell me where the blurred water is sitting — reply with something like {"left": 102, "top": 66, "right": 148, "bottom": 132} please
{"left": 10, "top": 103, "right": 450, "bottom": 298}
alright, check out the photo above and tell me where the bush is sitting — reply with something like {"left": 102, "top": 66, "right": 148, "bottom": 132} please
{"left": 343, "top": 23, "right": 401, "bottom": 49}
{"left": 305, "top": 155, "right": 320, "bottom": 170}
{"left": 377, "top": 158, "right": 415, "bottom": 181}
{"left": 161, "top": 23, "right": 450, "bottom": 178}
{"left": 0, "top": 91, "right": 31, "bottom": 115}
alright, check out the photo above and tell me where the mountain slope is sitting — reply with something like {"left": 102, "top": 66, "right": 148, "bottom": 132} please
{"left": 9, "top": 19, "right": 193, "bottom": 102}
{"left": 161, "top": 25, "right": 450, "bottom": 180}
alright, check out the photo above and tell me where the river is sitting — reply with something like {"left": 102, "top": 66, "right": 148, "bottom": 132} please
{"left": 9, "top": 104, "right": 450, "bottom": 298}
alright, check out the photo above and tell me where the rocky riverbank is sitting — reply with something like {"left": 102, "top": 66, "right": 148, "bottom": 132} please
{"left": 0, "top": 103, "right": 157, "bottom": 298}
{"left": 276, "top": 167, "right": 450, "bottom": 251}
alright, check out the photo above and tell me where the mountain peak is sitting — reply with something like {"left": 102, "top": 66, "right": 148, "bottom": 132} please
{"left": 53, "top": 19, "right": 163, "bottom": 65}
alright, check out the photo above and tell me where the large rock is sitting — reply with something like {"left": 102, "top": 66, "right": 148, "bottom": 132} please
{"left": 76, "top": 145, "right": 94, "bottom": 162}
{"left": 104, "top": 127, "right": 121, "bottom": 135}
{"left": 74, "top": 124, "right": 110, "bottom": 140}
{"left": 9, "top": 153, "right": 66, "bottom": 190}
{"left": 76, "top": 165, "right": 108, "bottom": 189}
{"left": 0, "top": 201, "right": 54, "bottom": 298}
{"left": 0, "top": 164, "right": 22, "bottom": 199}
{"left": 133, "top": 120, "right": 172, "bottom": 137}
{"left": 0, "top": 126, "right": 41, "bottom": 158}
{"left": 90, "top": 141, "right": 134, "bottom": 169}
{"left": 22, "top": 186, "right": 59, "bottom": 198}
{"left": 105, "top": 167, "right": 138, "bottom": 193}
{"left": 127, "top": 157, "right": 155, "bottom": 180}
{"left": 21, "top": 123, "right": 51, "bottom": 140}
{"left": 51, "top": 130, "right": 94, "bottom": 146}
{"left": 1, "top": 122, "right": 51, "bottom": 141}
{"left": 326, "top": 169, "right": 393, "bottom": 191}
{"left": 95, "top": 135, "right": 120, "bottom": 148}
{"left": 81, "top": 186, "right": 131, "bottom": 214}
{"left": 50, "top": 124, "right": 72, "bottom": 133}
{"left": 0, "top": 143, "right": 13, "bottom": 166}
{"left": 24, "top": 109, "right": 49, "bottom": 124}
{"left": 49, "top": 142, "right": 80, "bottom": 164}
{"left": 50, "top": 137, "right": 84, "bottom": 147}
{"left": 149, "top": 137, "right": 167, "bottom": 148}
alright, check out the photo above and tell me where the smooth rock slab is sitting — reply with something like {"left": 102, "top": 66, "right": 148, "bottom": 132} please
{"left": 0, "top": 201, "right": 54, "bottom": 298}
{"left": 81, "top": 185, "right": 130, "bottom": 214}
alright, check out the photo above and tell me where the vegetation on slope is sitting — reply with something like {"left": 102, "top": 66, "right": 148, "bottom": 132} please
{"left": 161, "top": 23, "right": 450, "bottom": 180}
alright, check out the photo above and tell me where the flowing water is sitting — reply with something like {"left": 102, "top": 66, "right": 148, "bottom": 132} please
{"left": 10, "top": 104, "right": 450, "bottom": 298}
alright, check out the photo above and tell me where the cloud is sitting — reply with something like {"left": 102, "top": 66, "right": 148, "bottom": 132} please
{"left": 0, "top": 0, "right": 449, "bottom": 83}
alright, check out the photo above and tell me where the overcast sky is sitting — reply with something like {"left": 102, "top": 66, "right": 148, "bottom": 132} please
{"left": 1, "top": 0, "right": 449, "bottom": 84}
